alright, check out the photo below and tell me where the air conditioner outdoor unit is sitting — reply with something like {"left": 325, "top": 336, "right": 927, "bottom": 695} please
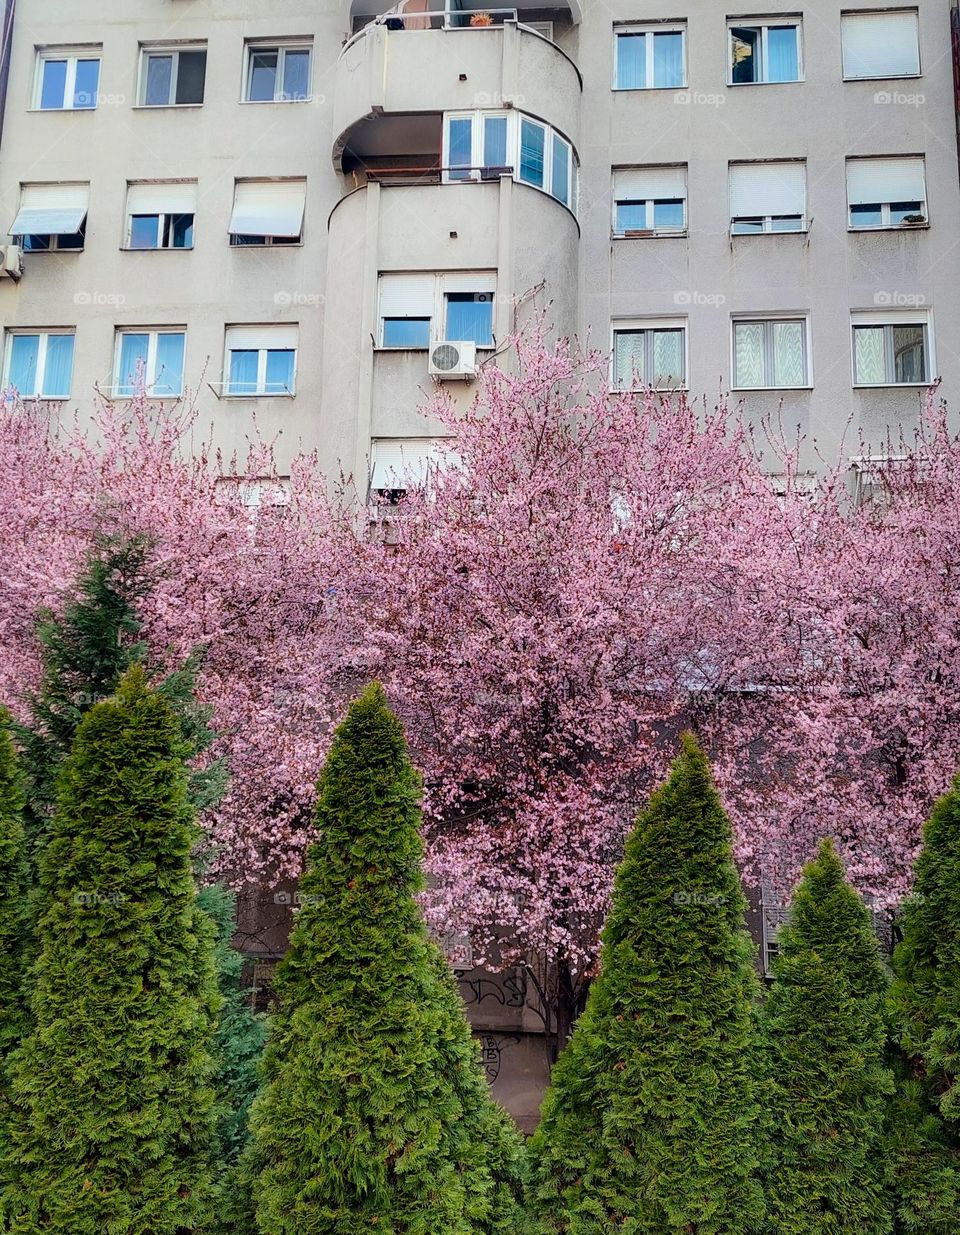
{"left": 0, "top": 245, "right": 23, "bottom": 281}
{"left": 428, "top": 340, "right": 477, "bottom": 379}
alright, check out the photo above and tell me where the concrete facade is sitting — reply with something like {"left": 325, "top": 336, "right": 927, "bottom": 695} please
{"left": 0, "top": 1, "right": 954, "bottom": 484}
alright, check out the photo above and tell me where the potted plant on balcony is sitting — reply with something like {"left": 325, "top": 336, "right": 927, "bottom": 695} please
{"left": 470, "top": 11, "right": 494, "bottom": 25}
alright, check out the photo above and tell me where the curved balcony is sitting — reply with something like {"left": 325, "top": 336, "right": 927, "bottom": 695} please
{"left": 333, "top": 17, "right": 582, "bottom": 170}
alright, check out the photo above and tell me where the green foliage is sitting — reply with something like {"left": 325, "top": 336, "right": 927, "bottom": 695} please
{"left": 0, "top": 710, "right": 29, "bottom": 1066}
{"left": 759, "top": 839, "right": 893, "bottom": 1234}
{"left": 243, "top": 681, "right": 526, "bottom": 1235}
{"left": 527, "top": 732, "right": 764, "bottom": 1235}
{"left": 887, "top": 777, "right": 960, "bottom": 1231}
{"left": 0, "top": 668, "right": 221, "bottom": 1234}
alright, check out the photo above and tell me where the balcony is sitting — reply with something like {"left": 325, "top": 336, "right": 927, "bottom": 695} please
{"left": 333, "top": 12, "right": 581, "bottom": 173}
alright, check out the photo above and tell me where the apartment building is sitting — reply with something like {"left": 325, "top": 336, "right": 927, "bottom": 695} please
{"left": 0, "top": 1, "right": 957, "bottom": 493}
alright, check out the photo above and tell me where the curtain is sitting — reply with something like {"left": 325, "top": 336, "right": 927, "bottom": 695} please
{"left": 265, "top": 349, "right": 296, "bottom": 394}
{"left": 854, "top": 328, "right": 885, "bottom": 384}
{"left": 42, "top": 335, "right": 75, "bottom": 398}
{"left": 483, "top": 116, "right": 507, "bottom": 168}
{"left": 448, "top": 117, "right": 473, "bottom": 178}
{"left": 773, "top": 321, "right": 805, "bottom": 386}
{"left": 616, "top": 34, "right": 645, "bottom": 89}
{"left": 614, "top": 332, "right": 644, "bottom": 388}
{"left": 281, "top": 50, "right": 310, "bottom": 101}
{"left": 145, "top": 55, "right": 173, "bottom": 105}
{"left": 118, "top": 333, "right": 149, "bottom": 395}
{"left": 767, "top": 27, "right": 799, "bottom": 82}
{"left": 734, "top": 323, "right": 764, "bottom": 387}
{"left": 446, "top": 297, "right": 492, "bottom": 345}
{"left": 616, "top": 203, "right": 648, "bottom": 231}
{"left": 893, "top": 326, "right": 925, "bottom": 384}
{"left": 653, "top": 32, "right": 684, "bottom": 87}
{"left": 8, "top": 335, "right": 39, "bottom": 395}
{"left": 154, "top": 333, "right": 185, "bottom": 395}
{"left": 383, "top": 319, "right": 431, "bottom": 348}
{"left": 228, "top": 349, "right": 259, "bottom": 396}
{"left": 653, "top": 330, "right": 684, "bottom": 386}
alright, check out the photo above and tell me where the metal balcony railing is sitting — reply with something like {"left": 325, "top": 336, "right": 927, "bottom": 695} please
{"left": 342, "top": 4, "right": 522, "bottom": 54}
{"left": 363, "top": 164, "right": 514, "bottom": 185}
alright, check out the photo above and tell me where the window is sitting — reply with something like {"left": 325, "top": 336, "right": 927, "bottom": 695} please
{"left": 124, "top": 182, "right": 197, "bottom": 250}
{"left": 852, "top": 312, "right": 932, "bottom": 386}
{"left": 729, "top": 161, "right": 806, "bottom": 233}
{"left": 114, "top": 329, "right": 186, "bottom": 397}
{"left": 35, "top": 48, "right": 101, "bottom": 110}
{"left": 2, "top": 331, "right": 75, "bottom": 398}
{"left": 244, "top": 42, "right": 312, "bottom": 102}
{"left": 444, "top": 112, "right": 510, "bottom": 181}
{"left": 614, "top": 25, "right": 686, "bottom": 90}
{"left": 223, "top": 325, "right": 298, "bottom": 396}
{"left": 613, "top": 166, "right": 687, "bottom": 235}
{"left": 378, "top": 273, "right": 497, "bottom": 348}
{"left": 733, "top": 318, "right": 809, "bottom": 388}
{"left": 10, "top": 183, "right": 89, "bottom": 252}
{"left": 215, "top": 476, "right": 292, "bottom": 509}
{"left": 728, "top": 20, "right": 802, "bottom": 84}
{"left": 841, "top": 10, "right": 920, "bottom": 79}
{"left": 229, "top": 179, "right": 306, "bottom": 245}
{"left": 370, "top": 438, "right": 447, "bottom": 501}
{"left": 441, "top": 111, "right": 576, "bottom": 208}
{"left": 846, "top": 157, "right": 926, "bottom": 228}
{"left": 139, "top": 45, "right": 207, "bottom": 106}
{"left": 612, "top": 320, "right": 686, "bottom": 390}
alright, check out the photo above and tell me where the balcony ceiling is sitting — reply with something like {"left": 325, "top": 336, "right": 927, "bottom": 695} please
{"left": 350, "top": 0, "right": 580, "bottom": 24}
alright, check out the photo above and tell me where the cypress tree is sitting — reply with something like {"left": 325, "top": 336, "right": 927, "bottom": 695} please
{"left": 0, "top": 709, "right": 29, "bottom": 1073}
{"left": 887, "top": 775, "right": 960, "bottom": 1231}
{"left": 243, "top": 681, "right": 526, "bottom": 1235}
{"left": 0, "top": 667, "right": 221, "bottom": 1234}
{"left": 759, "top": 838, "right": 893, "bottom": 1234}
{"left": 527, "top": 732, "right": 764, "bottom": 1235}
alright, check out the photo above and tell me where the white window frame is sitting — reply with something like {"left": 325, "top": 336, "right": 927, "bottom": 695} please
{"left": 222, "top": 326, "right": 299, "bottom": 397}
{"left": 123, "top": 183, "right": 197, "bottom": 250}
{"left": 613, "top": 24, "right": 688, "bottom": 91}
{"left": 610, "top": 317, "right": 688, "bottom": 392}
{"left": 612, "top": 166, "right": 688, "bottom": 236}
{"left": 377, "top": 272, "right": 497, "bottom": 350}
{"left": 521, "top": 20, "right": 554, "bottom": 40}
{"left": 2, "top": 329, "right": 76, "bottom": 399}
{"left": 727, "top": 19, "right": 804, "bottom": 85}
{"left": 731, "top": 315, "right": 811, "bottom": 390}
{"left": 112, "top": 328, "right": 186, "bottom": 398}
{"left": 441, "top": 111, "right": 576, "bottom": 211}
{"left": 33, "top": 47, "right": 101, "bottom": 110}
{"left": 137, "top": 44, "right": 207, "bottom": 107}
{"left": 729, "top": 161, "right": 808, "bottom": 234}
{"left": 850, "top": 310, "right": 934, "bottom": 387}
{"left": 242, "top": 40, "right": 313, "bottom": 103}
{"left": 840, "top": 9, "right": 921, "bottom": 81}
{"left": 846, "top": 157, "right": 927, "bottom": 229}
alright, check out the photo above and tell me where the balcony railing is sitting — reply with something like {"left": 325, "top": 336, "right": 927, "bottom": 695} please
{"left": 342, "top": 4, "right": 525, "bottom": 55}
{"left": 362, "top": 164, "right": 514, "bottom": 185}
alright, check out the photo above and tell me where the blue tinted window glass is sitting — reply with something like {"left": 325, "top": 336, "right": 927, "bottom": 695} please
{"left": 615, "top": 202, "right": 648, "bottom": 231}
{"left": 890, "top": 201, "right": 924, "bottom": 224}
{"left": 8, "top": 335, "right": 40, "bottom": 396}
{"left": 42, "top": 335, "right": 75, "bottom": 398}
{"left": 129, "top": 215, "right": 160, "bottom": 248}
{"left": 228, "top": 350, "right": 259, "bottom": 395}
{"left": 73, "top": 58, "right": 100, "bottom": 108}
{"left": 851, "top": 204, "right": 883, "bottom": 227}
{"left": 446, "top": 295, "right": 493, "bottom": 346}
{"left": 519, "top": 119, "right": 545, "bottom": 187}
{"left": 448, "top": 117, "right": 473, "bottom": 179}
{"left": 248, "top": 51, "right": 278, "bottom": 101}
{"left": 654, "top": 199, "right": 685, "bottom": 228}
{"left": 616, "top": 34, "right": 646, "bottom": 89}
{"left": 40, "top": 59, "right": 67, "bottom": 109}
{"left": 170, "top": 214, "right": 194, "bottom": 248}
{"left": 653, "top": 32, "right": 684, "bottom": 87}
{"left": 767, "top": 26, "right": 799, "bottom": 82}
{"left": 281, "top": 50, "right": 310, "bottom": 100}
{"left": 483, "top": 116, "right": 508, "bottom": 168}
{"left": 154, "top": 333, "right": 185, "bottom": 396}
{"left": 265, "top": 349, "right": 295, "bottom": 393}
{"left": 551, "top": 135, "right": 569, "bottom": 204}
{"left": 118, "top": 334, "right": 149, "bottom": 395}
{"left": 145, "top": 54, "right": 173, "bottom": 105}
{"left": 382, "top": 319, "right": 431, "bottom": 348}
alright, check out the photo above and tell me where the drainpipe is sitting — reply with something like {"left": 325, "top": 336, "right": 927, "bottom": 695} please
{"left": 952, "top": 2, "right": 960, "bottom": 189}
{"left": 0, "top": 0, "right": 14, "bottom": 147}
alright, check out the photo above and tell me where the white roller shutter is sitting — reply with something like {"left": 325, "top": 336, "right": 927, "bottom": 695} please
{"left": 230, "top": 180, "right": 306, "bottom": 237}
{"left": 370, "top": 438, "right": 444, "bottom": 489}
{"left": 225, "top": 324, "right": 299, "bottom": 350}
{"left": 729, "top": 162, "right": 806, "bottom": 216}
{"left": 10, "top": 182, "right": 89, "bottom": 235}
{"left": 614, "top": 166, "right": 687, "bottom": 200}
{"left": 841, "top": 11, "right": 920, "bottom": 79}
{"left": 440, "top": 271, "right": 497, "bottom": 295}
{"left": 126, "top": 181, "right": 198, "bottom": 215}
{"left": 378, "top": 273, "right": 436, "bottom": 319}
{"left": 847, "top": 157, "right": 925, "bottom": 204}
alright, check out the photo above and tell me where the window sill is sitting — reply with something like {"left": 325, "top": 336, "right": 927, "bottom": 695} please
{"left": 730, "top": 229, "right": 809, "bottom": 237}
{"left": 732, "top": 385, "right": 812, "bottom": 393}
{"left": 727, "top": 79, "right": 804, "bottom": 87}
{"left": 16, "top": 395, "right": 72, "bottom": 402}
{"left": 853, "top": 382, "right": 932, "bottom": 390}
{"left": 612, "top": 84, "right": 688, "bottom": 93}
{"left": 220, "top": 392, "right": 297, "bottom": 400}
{"left": 610, "top": 386, "right": 688, "bottom": 395}
{"left": 132, "top": 103, "right": 205, "bottom": 111}
{"left": 230, "top": 242, "right": 304, "bottom": 249}
{"left": 27, "top": 106, "right": 97, "bottom": 114}
{"left": 848, "top": 224, "right": 929, "bottom": 233}
{"left": 238, "top": 97, "right": 314, "bottom": 106}
{"left": 612, "top": 229, "right": 687, "bottom": 240}
{"left": 843, "top": 73, "right": 922, "bottom": 83}
{"left": 120, "top": 247, "right": 194, "bottom": 253}
{"left": 374, "top": 346, "right": 496, "bottom": 353}
{"left": 20, "top": 247, "right": 84, "bottom": 254}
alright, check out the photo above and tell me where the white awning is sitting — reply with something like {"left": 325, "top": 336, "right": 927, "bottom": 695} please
{"left": 126, "top": 181, "right": 198, "bottom": 215}
{"left": 10, "top": 182, "right": 89, "bottom": 236}
{"left": 614, "top": 166, "right": 687, "bottom": 200}
{"left": 229, "top": 180, "right": 306, "bottom": 238}
{"left": 847, "top": 157, "right": 925, "bottom": 205}
{"left": 730, "top": 162, "right": 806, "bottom": 217}
{"left": 370, "top": 438, "right": 446, "bottom": 489}
{"left": 225, "top": 324, "right": 299, "bottom": 351}
{"left": 841, "top": 11, "right": 920, "bottom": 79}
